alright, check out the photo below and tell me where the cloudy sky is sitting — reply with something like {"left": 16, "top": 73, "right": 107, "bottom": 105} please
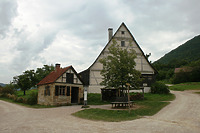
{"left": 0, "top": 0, "right": 200, "bottom": 83}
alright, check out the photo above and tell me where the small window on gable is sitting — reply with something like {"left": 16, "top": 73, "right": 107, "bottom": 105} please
{"left": 121, "top": 31, "right": 125, "bottom": 35}
{"left": 121, "top": 41, "right": 125, "bottom": 47}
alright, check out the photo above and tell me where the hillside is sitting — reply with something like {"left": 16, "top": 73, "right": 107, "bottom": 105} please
{"left": 154, "top": 35, "right": 200, "bottom": 64}
{"left": 0, "top": 83, "right": 6, "bottom": 87}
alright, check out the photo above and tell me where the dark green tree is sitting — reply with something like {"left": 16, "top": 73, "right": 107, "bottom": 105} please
{"left": 99, "top": 40, "right": 142, "bottom": 96}
{"left": 35, "top": 65, "right": 54, "bottom": 83}
{"left": 13, "top": 65, "right": 54, "bottom": 95}
{"left": 13, "top": 72, "right": 33, "bottom": 95}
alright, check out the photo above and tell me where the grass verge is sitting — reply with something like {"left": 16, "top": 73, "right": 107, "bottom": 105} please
{"left": 72, "top": 93, "right": 175, "bottom": 122}
{"left": 169, "top": 82, "right": 200, "bottom": 91}
{"left": 0, "top": 89, "right": 57, "bottom": 108}
{"left": 0, "top": 97, "right": 56, "bottom": 108}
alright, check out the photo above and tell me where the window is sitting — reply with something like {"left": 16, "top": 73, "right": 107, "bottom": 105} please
{"left": 55, "top": 85, "right": 66, "bottom": 96}
{"left": 121, "top": 41, "right": 125, "bottom": 47}
{"left": 55, "top": 86, "right": 59, "bottom": 96}
{"left": 148, "top": 76, "right": 152, "bottom": 80}
{"left": 66, "top": 73, "right": 74, "bottom": 84}
{"left": 44, "top": 86, "right": 50, "bottom": 96}
{"left": 67, "top": 86, "right": 70, "bottom": 96}
{"left": 63, "top": 88, "right": 65, "bottom": 95}
{"left": 59, "top": 88, "right": 62, "bottom": 95}
{"left": 121, "top": 31, "right": 125, "bottom": 34}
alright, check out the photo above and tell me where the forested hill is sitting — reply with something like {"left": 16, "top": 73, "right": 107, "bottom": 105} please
{"left": 154, "top": 35, "right": 200, "bottom": 64}
{"left": 0, "top": 83, "right": 6, "bottom": 87}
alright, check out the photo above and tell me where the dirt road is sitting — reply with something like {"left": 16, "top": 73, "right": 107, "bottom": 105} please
{"left": 0, "top": 91, "right": 200, "bottom": 133}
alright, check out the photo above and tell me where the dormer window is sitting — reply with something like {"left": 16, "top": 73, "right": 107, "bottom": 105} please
{"left": 121, "top": 41, "right": 125, "bottom": 47}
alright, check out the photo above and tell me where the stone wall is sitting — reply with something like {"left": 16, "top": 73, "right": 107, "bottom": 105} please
{"left": 37, "top": 83, "right": 83, "bottom": 105}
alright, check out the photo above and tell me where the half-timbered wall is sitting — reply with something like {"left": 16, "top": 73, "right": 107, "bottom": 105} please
{"left": 87, "top": 23, "right": 156, "bottom": 93}
{"left": 56, "top": 68, "right": 82, "bottom": 84}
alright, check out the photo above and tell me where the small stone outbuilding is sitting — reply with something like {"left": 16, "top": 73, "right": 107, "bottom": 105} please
{"left": 37, "top": 64, "right": 84, "bottom": 105}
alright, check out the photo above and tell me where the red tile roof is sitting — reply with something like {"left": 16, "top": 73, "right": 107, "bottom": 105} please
{"left": 37, "top": 66, "right": 71, "bottom": 86}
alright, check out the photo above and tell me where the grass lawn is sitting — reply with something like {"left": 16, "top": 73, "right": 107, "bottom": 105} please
{"left": 72, "top": 93, "right": 175, "bottom": 122}
{"left": 169, "top": 82, "right": 200, "bottom": 91}
{"left": 87, "top": 93, "right": 110, "bottom": 105}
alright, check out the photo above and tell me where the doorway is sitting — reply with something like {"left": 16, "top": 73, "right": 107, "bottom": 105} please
{"left": 71, "top": 87, "right": 79, "bottom": 103}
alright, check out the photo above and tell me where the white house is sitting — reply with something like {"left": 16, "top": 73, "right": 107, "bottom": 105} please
{"left": 80, "top": 22, "right": 157, "bottom": 93}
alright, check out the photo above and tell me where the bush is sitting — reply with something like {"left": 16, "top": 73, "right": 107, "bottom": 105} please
{"left": 0, "top": 86, "right": 15, "bottom": 97}
{"left": 26, "top": 91, "right": 38, "bottom": 105}
{"left": 130, "top": 93, "right": 144, "bottom": 101}
{"left": 7, "top": 94, "right": 17, "bottom": 100}
{"left": 17, "top": 97, "right": 24, "bottom": 103}
{"left": 151, "top": 81, "right": 170, "bottom": 94}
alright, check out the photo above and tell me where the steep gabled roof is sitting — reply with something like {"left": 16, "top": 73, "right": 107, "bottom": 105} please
{"left": 81, "top": 22, "right": 157, "bottom": 74}
{"left": 37, "top": 66, "right": 71, "bottom": 86}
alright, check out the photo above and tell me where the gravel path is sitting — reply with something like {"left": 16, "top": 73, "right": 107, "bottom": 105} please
{"left": 0, "top": 90, "right": 200, "bottom": 133}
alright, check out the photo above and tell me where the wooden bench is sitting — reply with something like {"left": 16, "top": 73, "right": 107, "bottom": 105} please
{"left": 111, "top": 97, "right": 134, "bottom": 108}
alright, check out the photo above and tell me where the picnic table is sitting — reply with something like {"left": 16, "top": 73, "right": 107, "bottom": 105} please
{"left": 110, "top": 97, "right": 134, "bottom": 108}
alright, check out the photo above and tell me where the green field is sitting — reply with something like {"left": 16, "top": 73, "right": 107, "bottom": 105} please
{"left": 73, "top": 93, "right": 175, "bottom": 122}
{"left": 169, "top": 82, "right": 200, "bottom": 91}
{"left": 15, "top": 89, "right": 38, "bottom": 97}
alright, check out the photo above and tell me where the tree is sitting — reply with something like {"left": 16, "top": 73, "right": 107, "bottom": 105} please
{"left": 35, "top": 65, "right": 54, "bottom": 83}
{"left": 13, "top": 70, "right": 35, "bottom": 95}
{"left": 13, "top": 65, "right": 54, "bottom": 95}
{"left": 99, "top": 40, "right": 142, "bottom": 96}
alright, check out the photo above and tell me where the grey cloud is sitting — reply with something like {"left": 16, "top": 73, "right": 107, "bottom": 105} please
{"left": 124, "top": 0, "right": 200, "bottom": 33}
{"left": 1, "top": 0, "right": 200, "bottom": 83}
{"left": 0, "top": 0, "right": 18, "bottom": 38}
{"left": 11, "top": 28, "right": 58, "bottom": 72}
{"left": 57, "top": 1, "right": 116, "bottom": 40}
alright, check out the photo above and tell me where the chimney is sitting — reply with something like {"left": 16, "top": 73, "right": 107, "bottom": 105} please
{"left": 55, "top": 64, "right": 60, "bottom": 72}
{"left": 108, "top": 28, "right": 113, "bottom": 41}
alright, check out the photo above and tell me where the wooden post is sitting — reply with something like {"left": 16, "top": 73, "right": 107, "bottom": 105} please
{"left": 126, "top": 83, "right": 130, "bottom": 114}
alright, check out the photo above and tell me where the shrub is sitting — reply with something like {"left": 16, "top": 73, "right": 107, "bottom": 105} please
{"left": 17, "top": 97, "right": 24, "bottom": 103}
{"left": 0, "top": 86, "right": 15, "bottom": 97}
{"left": 26, "top": 91, "right": 38, "bottom": 105}
{"left": 151, "top": 81, "right": 170, "bottom": 94}
{"left": 7, "top": 94, "right": 17, "bottom": 100}
{"left": 130, "top": 93, "right": 144, "bottom": 101}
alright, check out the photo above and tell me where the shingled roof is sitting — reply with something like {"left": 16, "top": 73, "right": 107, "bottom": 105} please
{"left": 37, "top": 65, "right": 71, "bottom": 86}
